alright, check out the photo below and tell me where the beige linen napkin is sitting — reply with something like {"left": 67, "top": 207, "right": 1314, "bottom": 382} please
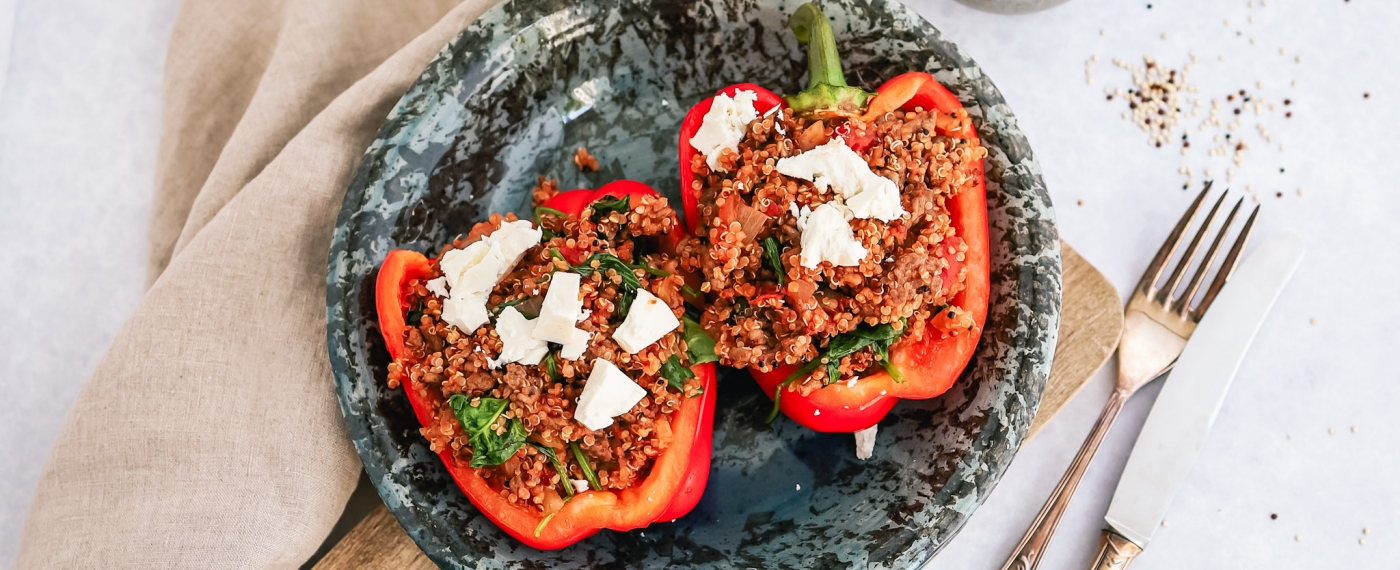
{"left": 16, "top": 0, "right": 496, "bottom": 567}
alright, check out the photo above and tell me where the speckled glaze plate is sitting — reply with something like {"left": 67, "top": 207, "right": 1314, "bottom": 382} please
{"left": 326, "top": 0, "right": 1061, "bottom": 567}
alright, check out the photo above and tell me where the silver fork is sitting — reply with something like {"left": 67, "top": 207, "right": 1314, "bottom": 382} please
{"left": 999, "top": 182, "right": 1258, "bottom": 570}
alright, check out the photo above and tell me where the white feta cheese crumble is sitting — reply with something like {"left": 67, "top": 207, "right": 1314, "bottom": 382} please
{"left": 571, "top": 479, "right": 590, "bottom": 494}
{"left": 425, "top": 277, "right": 449, "bottom": 298}
{"left": 845, "top": 182, "right": 905, "bottom": 221}
{"left": 441, "top": 295, "right": 490, "bottom": 334}
{"left": 612, "top": 288, "right": 681, "bottom": 354}
{"left": 493, "top": 307, "right": 548, "bottom": 367}
{"left": 560, "top": 327, "right": 592, "bottom": 360}
{"left": 574, "top": 359, "right": 648, "bottom": 431}
{"left": 688, "top": 90, "right": 759, "bottom": 171}
{"left": 435, "top": 220, "right": 542, "bottom": 333}
{"left": 774, "top": 138, "right": 906, "bottom": 221}
{"left": 796, "top": 202, "right": 868, "bottom": 268}
{"left": 533, "top": 271, "right": 592, "bottom": 358}
{"left": 854, "top": 425, "right": 878, "bottom": 460}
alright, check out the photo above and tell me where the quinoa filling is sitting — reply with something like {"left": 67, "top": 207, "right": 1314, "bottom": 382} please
{"left": 684, "top": 105, "right": 987, "bottom": 395}
{"left": 387, "top": 182, "right": 705, "bottom": 512}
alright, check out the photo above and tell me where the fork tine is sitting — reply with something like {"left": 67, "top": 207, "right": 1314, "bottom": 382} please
{"left": 1134, "top": 182, "right": 1212, "bottom": 296}
{"left": 1174, "top": 198, "right": 1243, "bottom": 315}
{"left": 1194, "top": 204, "right": 1260, "bottom": 319}
{"left": 1157, "top": 189, "right": 1229, "bottom": 305}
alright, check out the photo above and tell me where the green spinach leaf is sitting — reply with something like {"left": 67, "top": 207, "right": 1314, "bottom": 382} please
{"left": 569, "top": 441, "right": 602, "bottom": 492}
{"left": 761, "top": 237, "right": 787, "bottom": 286}
{"left": 448, "top": 395, "right": 528, "bottom": 468}
{"left": 766, "top": 358, "right": 822, "bottom": 423}
{"left": 682, "top": 317, "right": 718, "bottom": 365}
{"left": 488, "top": 297, "right": 530, "bottom": 317}
{"left": 588, "top": 195, "right": 630, "bottom": 222}
{"left": 571, "top": 253, "right": 643, "bottom": 289}
{"left": 533, "top": 206, "right": 567, "bottom": 228}
{"left": 659, "top": 354, "right": 698, "bottom": 395}
{"left": 543, "top": 352, "right": 559, "bottom": 382}
{"left": 528, "top": 442, "right": 574, "bottom": 499}
{"left": 766, "top": 321, "right": 908, "bottom": 423}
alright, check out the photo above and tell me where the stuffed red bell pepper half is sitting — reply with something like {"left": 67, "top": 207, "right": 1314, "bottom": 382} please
{"left": 375, "top": 178, "right": 718, "bottom": 549}
{"left": 678, "top": 2, "right": 990, "bottom": 439}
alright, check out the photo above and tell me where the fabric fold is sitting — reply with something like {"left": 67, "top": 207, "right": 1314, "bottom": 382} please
{"left": 17, "top": 0, "right": 495, "bottom": 567}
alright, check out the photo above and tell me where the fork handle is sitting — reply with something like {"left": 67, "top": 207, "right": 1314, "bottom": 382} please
{"left": 1089, "top": 529, "right": 1144, "bottom": 570}
{"left": 999, "top": 388, "right": 1130, "bottom": 570}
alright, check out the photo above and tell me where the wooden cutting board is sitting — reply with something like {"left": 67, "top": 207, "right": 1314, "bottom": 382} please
{"left": 312, "top": 241, "right": 1123, "bottom": 570}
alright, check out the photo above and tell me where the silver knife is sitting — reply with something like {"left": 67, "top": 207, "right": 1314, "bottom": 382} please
{"left": 1092, "top": 232, "right": 1305, "bottom": 569}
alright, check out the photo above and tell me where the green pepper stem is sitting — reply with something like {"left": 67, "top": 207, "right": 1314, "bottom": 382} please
{"left": 784, "top": 3, "right": 874, "bottom": 118}
{"left": 789, "top": 3, "right": 846, "bottom": 90}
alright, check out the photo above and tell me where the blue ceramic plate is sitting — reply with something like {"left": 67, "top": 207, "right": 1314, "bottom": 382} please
{"left": 326, "top": 0, "right": 1061, "bottom": 567}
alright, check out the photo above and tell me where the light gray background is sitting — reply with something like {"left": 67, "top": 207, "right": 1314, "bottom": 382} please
{"left": 1, "top": 0, "right": 1396, "bottom": 568}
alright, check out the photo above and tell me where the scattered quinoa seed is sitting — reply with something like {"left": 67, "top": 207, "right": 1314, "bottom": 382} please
{"left": 1310, "top": 318, "right": 1317, "bottom": 325}
{"left": 1328, "top": 428, "right": 1335, "bottom": 435}
{"left": 1360, "top": 538, "right": 1367, "bottom": 546}
{"left": 1295, "top": 535, "right": 1302, "bottom": 542}
{"left": 1271, "top": 513, "right": 1278, "bottom": 520}
{"left": 1364, "top": 527, "right": 1371, "bottom": 535}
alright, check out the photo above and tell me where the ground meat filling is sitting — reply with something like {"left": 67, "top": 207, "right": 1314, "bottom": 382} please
{"left": 684, "top": 106, "right": 986, "bottom": 393}
{"left": 386, "top": 187, "right": 703, "bottom": 512}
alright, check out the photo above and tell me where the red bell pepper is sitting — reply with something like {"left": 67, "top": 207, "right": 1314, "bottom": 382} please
{"left": 375, "top": 181, "right": 717, "bottom": 548}
{"left": 679, "top": 3, "right": 990, "bottom": 433}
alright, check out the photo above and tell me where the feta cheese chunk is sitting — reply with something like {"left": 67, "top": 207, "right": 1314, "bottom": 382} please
{"left": 796, "top": 203, "right": 868, "bottom": 268}
{"left": 534, "top": 271, "right": 585, "bottom": 343}
{"left": 532, "top": 271, "right": 593, "bottom": 359}
{"left": 775, "top": 139, "right": 906, "bottom": 222}
{"left": 434, "top": 220, "right": 542, "bottom": 333}
{"left": 438, "top": 220, "right": 541, "bottom": 291}
{"left": 574, "top": 359, "right": 648, "bottom": 431}
{"left": 688, "top": 89, "right": 759, "bottom": 171}
{"left": 612, "top": 289, "right": 681, "bottom": 354}
{"left": 560, "top": 327, "right": 592, "bottom": 360}
{"left": 571, "top": 479, "right": 590, "bottom": 494}
{"left": 844, "top": 182, "right": 905, "bottom": 222}
{"left": 854, "top": 425, "right": 878, "bottom": 460}
{"left": 425, "top": 277, "right": 449, "bottom": 298}
{"left": 492, "top": 307, "right": 548, "bottom": 367}
{"left": 441, "top": 295, "right": 490, "bottom": 333}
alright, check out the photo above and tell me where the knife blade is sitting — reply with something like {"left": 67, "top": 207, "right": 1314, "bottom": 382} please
{"left": 1103, "top": 232, "right": 1305, "bottom": 548}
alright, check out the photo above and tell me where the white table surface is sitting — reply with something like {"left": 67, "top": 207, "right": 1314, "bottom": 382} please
{"left": 2, "top": 0, "right": 1397, "bottom": 567}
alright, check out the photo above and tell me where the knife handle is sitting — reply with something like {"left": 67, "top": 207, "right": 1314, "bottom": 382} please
{"left": 1090, "top": 529, "right": 1143, "bottom": 570}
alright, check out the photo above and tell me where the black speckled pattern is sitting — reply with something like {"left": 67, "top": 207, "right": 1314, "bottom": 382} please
{"left": 325, "top": 0, "right": 1061, "bottom": 567}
